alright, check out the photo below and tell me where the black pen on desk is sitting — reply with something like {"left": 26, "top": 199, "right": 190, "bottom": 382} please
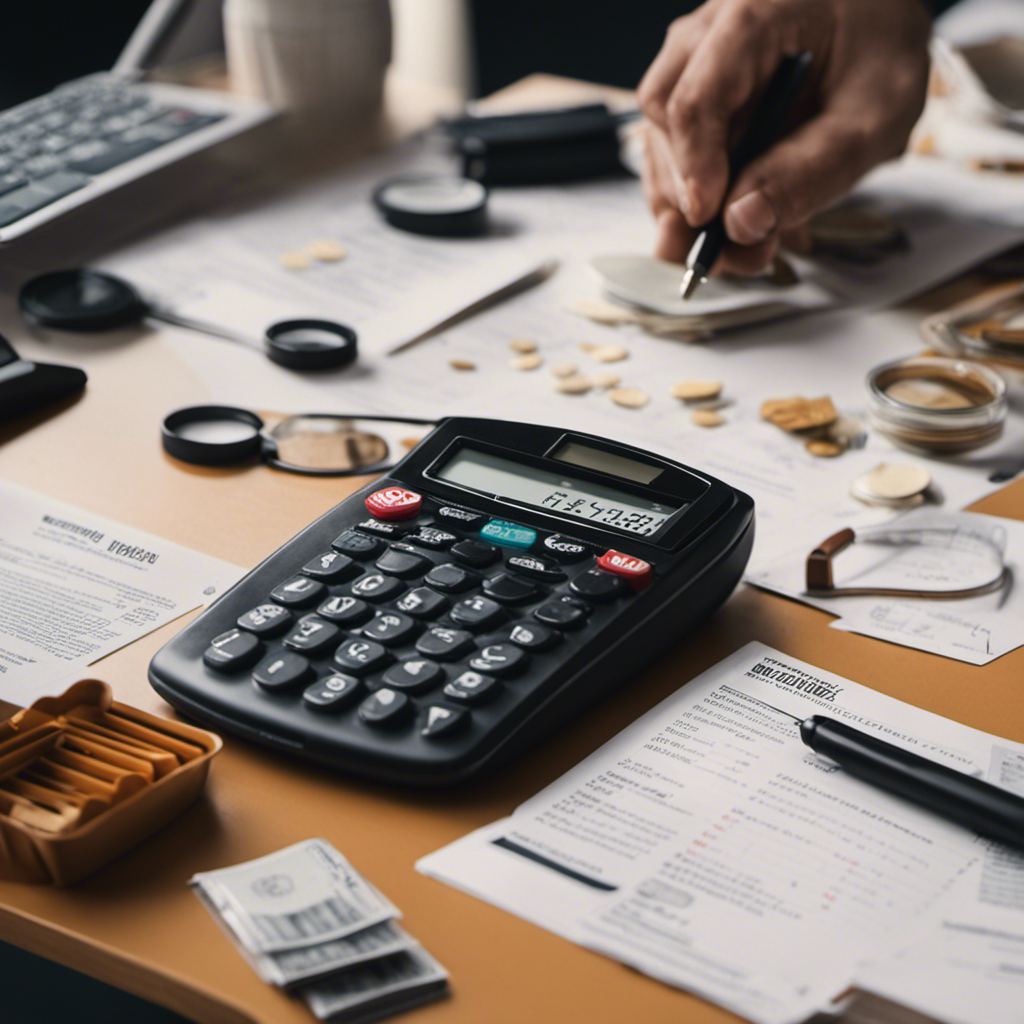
{"left": 680, "top": 51, "right": 813, "bottom": 300}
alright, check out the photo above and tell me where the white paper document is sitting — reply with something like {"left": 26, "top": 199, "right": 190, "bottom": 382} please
{"left": 0, "top": 481, "right": 243, "bottom": 706}
{"left": 418, "top": 643, "right": 1024, "bottom": 1024}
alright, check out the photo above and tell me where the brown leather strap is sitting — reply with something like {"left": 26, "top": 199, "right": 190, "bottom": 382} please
{"left": 806, "top": 528, "right": 855, "bottom": 592}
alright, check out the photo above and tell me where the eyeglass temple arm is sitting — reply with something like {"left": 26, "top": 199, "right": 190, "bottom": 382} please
{"left": 806, "top": 527, "right": 856, "bottom": 592}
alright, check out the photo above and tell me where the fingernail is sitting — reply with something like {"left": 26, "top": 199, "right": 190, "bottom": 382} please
{"left": 725, "top": 191, "right": 777, "bottom": 245}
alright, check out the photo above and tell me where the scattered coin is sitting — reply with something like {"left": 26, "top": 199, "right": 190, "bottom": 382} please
{"left": 510, "top": 353, "right": 543, "bottom": 371}
{"left": 509, "top": 338, "right": 537, "bottom": 353}
{"left": 590, "top": 371, "right": 622, "bottom": 389}
{"left": 672, "top": 379, "right": 723, "bottom": 401}
{"left": 579, "top": 341, "right": 598, "bottom": 353}
{"left": 761, "top": 395, "right": 838, "bottom": 432}
{"left": 552, "top": 361, "right": 579, "bottom": 378}
{"left": 691, "top": 409, "right": 725, "bottom": 427}
{"left": 305, "top": 238, "right": 348, "bottom": 262}
{"left": 556, "top": 375, "right": 593, "bottom": 394}
{"left": 609, "top": 386, "right": 649, "bottom": 408}
{"left": 279, "top": 250, "right": 311, "bottom": 270}
{"left": 806, "top": 439, "right": 844, "bottom": 457}
{"left": 449, "top": 359, "right": 477, "bottom": 371}
{"left": 569, "top": 296, "right": 635, "bottom": 325}
{"left": 592, "top": 343, "right": 629, "bottom": 363}
{"left": 852, "top": 462, "right": 931, "bottom": 506}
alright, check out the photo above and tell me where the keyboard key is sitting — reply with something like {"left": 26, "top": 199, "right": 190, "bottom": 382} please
{"left": 331, "top": 530, "right": 383, "bottom": 559}
{"left": 237, "top": 603, "right": 293, "bottom": 637}
{"left": 375, "top": 543, "right": 432, "bottom": 579}
{"left": 316, "top": 595, "right": 373, "bottom": 626}
{"left": 253, "top": 651, "right": 313, "bottom": 692}
{"left": 468, "top": 643, "right": 528, "bottom": 678}
{"left": 482, "top": 573, "right": 540, "bottom": 605}
{"left": 421, "top": 704, "right": 470, "bottom": 739}
{"left": 569, "top": 568, "right": 628, "bottom": 602}
{"left": 271, "top": 576, "right": 327, "bottom": 608}
{"left": 335, "top": 638, "right": 393, "bottom": 675}
{"left": 302, "top": 550, "right": 357, "bottom": 582}
{"left": 405, "top": 526, "right": 457, "bottom": 550}
{"left": 66, "top": 135, "right": 167, "bottom": 174}
{"left": 480, "top": 519, "right": 536, "bottom": 549}
{"left": 394, "top": 587, "right": 449, "bottom": 620}
{"left": 365, "top": 487, "right": 422, "bottom": 521}
{"left": 355, "top": 518, "right": 405, "bottom": 539}
{"left": 0, "top": 171, "right": 89, "bottom": 227}
{"left": 443, "top": 671, "right": 501, "bottom": 705}
{"left": 450, "top": 539, "right": 500, "bottom": 568}
{"left": 0, "top": 173, "right": 26, "bottom": 198}
{"left": 303, "top": 674, "right": 363, "bottom": 712}
{"left": 283, "top": 616, "right": 342, "bottom": 656}
{"left": 203, "top": 629, "right": 262, "bottom": 672}
{"left": 505, "top": 553, "right": 566, "bottom": 583}
{"left": 415, "top": 626, "right": 474, "bottom": 661}
{"left": 362, "top": 611, "right": 420, "bottom": 646}
{"left": 506, "top": 622, "right": 561, "bottom": 651}
{"left": 435, "top": 506, "right": 488, "bottom": 530}
{"left": 596, "top": 549, "right": 654, "bottom": 591}
{"left": 382, "top": 659, "right": 444, "bottom": 694}
{"left": 450, "top": 595, "right": 505, "bottom": 631}
{"left": 358, "top": 688, "right": 412, "bottom": 728}
{"left": 424, "top": 563, "right": 480, "bottom": 593}
{"left": 534, "top": 598, "right": 589, "bottom": 629}
{"left": 350, "top": 573, "right": 404, "bottom": 602}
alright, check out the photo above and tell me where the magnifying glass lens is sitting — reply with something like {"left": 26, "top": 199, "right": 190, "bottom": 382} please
{"left": 264, "top": 319, "right": 358, "bottom": 370}
{"left": 271, "top": 417, "right": 391, "bottom": 472}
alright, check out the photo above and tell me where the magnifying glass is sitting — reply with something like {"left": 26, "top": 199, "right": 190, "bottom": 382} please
{"left": 162, "top": 405, "right": 436, "bottom": 476}
{"left": 19, "top": 269, "right": 358, "bottom": 372}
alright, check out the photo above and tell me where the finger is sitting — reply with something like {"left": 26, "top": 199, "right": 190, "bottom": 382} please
{"left": 714, "top": 234, "right": 780, "bottom": 277}
{"left": 640, "top": 124, "right": 678, "bottom": 217}
{"left": 636, "top": 9, "right": 710, "bottom": 128}
{"left": 782, "top": 222, "right": 812, "bottom": 254}
{"left": 655, "top": 209, "right": 695, "bottom": 265}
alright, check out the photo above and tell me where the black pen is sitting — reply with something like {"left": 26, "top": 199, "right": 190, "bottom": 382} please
{"left": 680, "top": 51, "right": 813, "bottom": 300}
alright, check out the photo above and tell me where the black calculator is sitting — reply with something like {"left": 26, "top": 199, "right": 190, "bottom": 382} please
{"left": 149, "top": 418, "right": 754, "bottom": 784}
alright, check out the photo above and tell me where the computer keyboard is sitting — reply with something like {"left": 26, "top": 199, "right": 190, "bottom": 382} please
{"left": 0, "top": 78, "right": 224, "bottom": 228}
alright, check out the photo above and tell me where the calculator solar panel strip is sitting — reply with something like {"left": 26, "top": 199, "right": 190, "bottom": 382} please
{"left": 149, "top": 418, "right": 754, "bottom": 785}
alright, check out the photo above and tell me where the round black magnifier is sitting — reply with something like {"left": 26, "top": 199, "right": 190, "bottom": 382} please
{"left": 162, "top": 405, "right": 436, "bottom": 476}
{"left": 19, "top": 269, "right": 358, "bottom": 372}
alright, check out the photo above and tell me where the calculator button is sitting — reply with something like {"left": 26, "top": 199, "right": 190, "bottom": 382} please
{"left": 394, "top": 587, "right": 449, "bottom": 619}
{"left": 365, "top": 487, "right": 422, "bottom": 521}
{"left": 283, "top": 616, "right": 342, "bottom": 656}
{"left": 405, "top": 526, "right": 457, "bottom": 550}
{"left": 332, "top": 530, "right": 384, "bottom": 558}
{"left": 358, "top": 688, "right": 413, "bottom": 727}
{"left": 382, "top": 659, "right": 444, "bottom": 693}
{"left": 450, "top": 538, "right": 500, "bottom": 568}
{"left": 270, "top": 576, "right": 327, "bottom": 608}
{"left": 480, "top": 519, "right": 537, "bottom": 550}
{"left": 302, "top": 550, "right": 358, "bottom": 583}
{"left": 540, "top": 534, "right": 594, "bottom": 563}
{"left": 569, "top": 568, "right": 628, "bottom": 602}
{"left": 468, "top": 643, "right": 528, "bottom": 678}
{"left": 303, "top": 674, "right": 363, "bottom": 712}
{"left": 534, "top": 598, "right": 589, "bottom": 629}
{"left": 596, "top": 550, "right": 654, "bottom": 592}
{"left": 253, "top": 651, "right": 313, "bottom": 692}
{"left": 482, "top": 573, "right": 540, "bottom": 604}
{"left": 436, "top": 506, "right": 489, "bottom": 530}
{"left": 443, "top": 671, "right": 501, "bottom": 705}
{"left": 450, "top": 595, "right": 506, "bottom": 631}
{"left": 424, "top": 563, "right": 480, "bottom": 593}
{"left": 375, "top": 543, "right": 432, "bottom": 579}
{"left": 362, "top": 611, "right": 420, "bottom": 646}
{"left": 355, "top": 518, "right": 405, "bottom": 539}
{"left": 415, "top": 626, "right": 474, "bottom": 660}
{"left": 507, "top": 622, "right": 561, "bottom": 651}
{"left": 334, "top": 638, "right": 393, "bottom": 674}
{"left": 350, "top": 573, "right": 405, "bottom": 602}
{"left": 505, "top": 553, "right": 566, "bottom": 583}
{"left": 237, "top": 604, "right": 293, "bottom": 637}
{"left": 420, "top": 705, "right": 470, "bottom": 739}
{"left": 203, "top": 629, "right": 262, "bottom": 671}
{"left": 317, "top": 595, "right": 373, "bottom": 626}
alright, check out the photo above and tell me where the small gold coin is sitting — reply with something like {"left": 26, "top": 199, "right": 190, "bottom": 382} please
{"left": 591, "top": 343, "right": 629, "bottom": 363}
{"left": 591, "top": 371, "right": 621, "bottom": 389}
{"left": 806, "top": 439, "right": 844, "bottom": 457}
{"left": 854, "top": 462, "right": 931, "bottom": 501}
{"left": 449, "top": 359, "right": 477, "bottom": 371}
{"left": 761, "top": 395, "right": 838, "bottom": 432}
{"left": 556, "top": 375, "right": 593, "bottom": 394}
{"left": 509, "top": 338, "right": 538, "bottom": 353}
{"left": 551, "top": 361, "right": 579, "bottom": 378}
{"left": 609, "top": 386, "right": 649, "bottom": 408}
{"left": 510, "top": 353, "right": 543, "bottom": 371}
{"left": 305, "top": 238, "right": 348, "bottom": 262}
{"left": 672, "top": 379, "right": 723, "bottom": 401}
{"left": 691, "top": 409, "right": 725, "bottom": 427}
{"left": 279, "top": 250, "right": 311, "bottom": 270}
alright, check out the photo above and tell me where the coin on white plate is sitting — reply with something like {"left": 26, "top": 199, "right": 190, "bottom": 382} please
{"left": 853, "top": 462, "right": 931, "bottom": 503}
{"left": 672, "top": 379, "right": 722, "bottom": 401}
{"left": 591, "top": 343, "right": 629, "bottom": 363}
{"left": 609, "top": 386, "right": 649, "bottom": 408}
{"left": 551, "top": 361, "right": 578, "bottom": 378}
{"left": 556, "top": 375, "right": 593, "bottom": 394}
{"left": 591, "top": 371, "right": 621, "bottom": 389}
{"left": 691, "top": 409, "right": 724, "bottom": 427}
{"left": 449, "top": 359, "right": 477, "bottom": 371}
{"left": 510, "top": 353, "right": 542, "bottom": 371}
{"left": 806, "top": 439, "right": 844, "bottom": 457}
{"left": 305, "top": 238, "right": 348, "bottom": 262}
{"left": 509, "top": 338, "right": 537, "bottom": 353}
{"left": 279, "top": 250, "right": 311, "bottom": 270}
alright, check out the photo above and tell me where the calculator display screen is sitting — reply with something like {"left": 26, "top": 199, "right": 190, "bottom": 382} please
{"left": 436, "top": 448, "right": 681, "bottom": 537}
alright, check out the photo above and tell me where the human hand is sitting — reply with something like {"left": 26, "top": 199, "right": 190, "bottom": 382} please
{"left": 638, "top": 0, "right": 931, "bottom": 273}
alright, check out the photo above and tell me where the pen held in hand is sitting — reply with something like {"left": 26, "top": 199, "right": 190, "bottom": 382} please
{"left": 680, "top": 51, "right": 813, "bottom": 300}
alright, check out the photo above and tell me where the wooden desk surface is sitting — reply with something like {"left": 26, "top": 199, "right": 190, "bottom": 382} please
{"left": 0, "top": 78, "right": 1023, "bottom": 1024}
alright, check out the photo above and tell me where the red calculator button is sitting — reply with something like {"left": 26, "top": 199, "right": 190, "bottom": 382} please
{"left": 597, "top": 550, "right": 653, "bottom": 591}
{"left": 365, "top": 487, "right": 422, "bottom": 520}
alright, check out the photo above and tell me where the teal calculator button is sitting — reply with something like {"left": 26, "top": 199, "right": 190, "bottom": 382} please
{"left": 480, "top": 519, "right": 537, "bottom": 549}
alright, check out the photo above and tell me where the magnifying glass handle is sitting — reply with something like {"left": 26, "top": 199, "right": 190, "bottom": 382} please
{"left": 147, "top": 308, "right": 264, "bottom": 353}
